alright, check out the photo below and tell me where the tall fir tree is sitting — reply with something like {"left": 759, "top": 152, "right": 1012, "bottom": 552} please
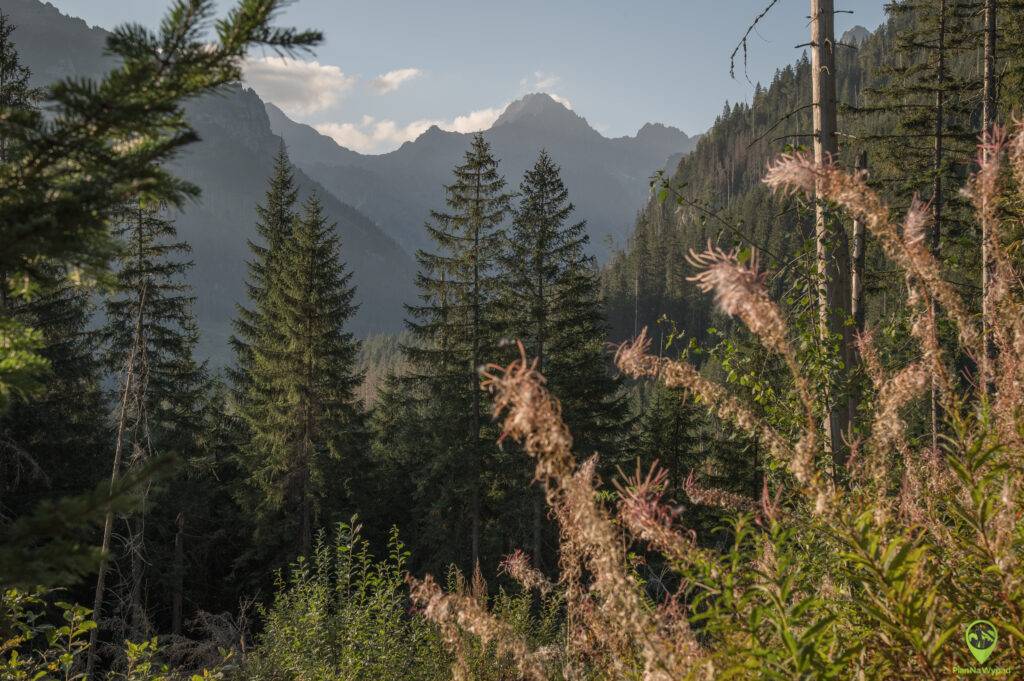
{"left": 0, "top": 278, "right": 109, "bottom": 516}
{"left": 0, "top": 12, "right": 48, "bottom": 413}
{"left": 397, "top": 133, "right": 512, "bottom": 572}
{"left": 0, "top": 12, "right": 40, "bottom": 165}
{"left": 634, "top": 383, "right": 703, "bottom": 492}
{"left": 98, "top": 201, "right": 206, "bottom": 640}
{"left": 229, "top": 143, "right": 297, "bottom": 402}
{"left": 0, "top": 11, "right": 107, "bottom": 509}
{"left": 867, "top": 0, "right": 979, "bottom": 244}
{"left": 497, "top": 150, "right": 628, "bottom": 568}
{"left": 235, "top": 190, "right": 365, "bottom": 562}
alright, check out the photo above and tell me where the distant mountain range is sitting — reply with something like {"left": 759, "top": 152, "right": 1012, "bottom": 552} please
{"left": 268, "top": 94, "right": 697, "bottom": 259}
{"left": 6, "top": 0, "right": 698, "bottom": 363}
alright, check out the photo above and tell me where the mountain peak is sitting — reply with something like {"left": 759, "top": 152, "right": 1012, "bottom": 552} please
{"left": 492, "top": 93, "right": 595, "bottom": 135}
{"left": 841, "top": 25, "right": 871, "bottom": 46}
{"left": 636, "top": 122, "right": 687, "bottom": 140}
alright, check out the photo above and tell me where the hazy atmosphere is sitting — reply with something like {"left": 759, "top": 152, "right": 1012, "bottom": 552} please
{"left": 2, "top": 0, "right": 1022, "bottom": 678}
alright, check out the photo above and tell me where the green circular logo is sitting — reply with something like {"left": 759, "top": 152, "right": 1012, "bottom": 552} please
{"left": 965, "top": 619, "right": 998, "bottom": 664}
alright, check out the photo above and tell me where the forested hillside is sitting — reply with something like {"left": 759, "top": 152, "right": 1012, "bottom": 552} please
{"left": 4, "top": 0, "right": 1024, "bottom": 679}
{"left": 603, "top": 25, "right": 885, "bottom": 343}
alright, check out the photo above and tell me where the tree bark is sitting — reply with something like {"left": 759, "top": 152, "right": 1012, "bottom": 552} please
{"left": 470, "top": 170, "right": 482, "bottom": 569}
{"left": 532, "top": 201, "right": 546, "bottom": 572}
{"left": 86, "top": 284, "right": 147, "bottom": 678}
{"left": 811, "top": 0, "right": 852, "bottom": 475}
{"left": 848, "top": 150, "right": 868, "bottom": 441}
{"left": 931, "top": 1, "right": 946, "bottom": 452}
{"left": 980, "top": 0, "right": 996, "bottom": 385}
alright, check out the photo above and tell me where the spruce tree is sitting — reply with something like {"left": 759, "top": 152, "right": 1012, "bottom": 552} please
{"left": 502, "top": 150, "right": 627, "bottom": 455}
{"left": 497, "top": 150, "right": 627, "bottom": 568}
{"left": 0, "top": 12, "right": 39, "bottom": 165}
{"left": 0, "top": 278, "right": 108, "bottom": 513}
{"left": 400, "top": 133, "right": 511, "bottom": 571}
{"left": 0, "top": 13, "right": 106, "bottom": 504}
{"left": 229, "top": 143, "right": 297, "bottom": 402}
{"left": 103, "top": 203, "right": 206, "bottom": 456}
{"left": 0, "top": 12, "right": 46, "bottom": 411}
{"left": 868, "top": 0, "right": 979, "bottom": 241}
{"left": 237, "top": 192, "right": 365, "bottom": 560}
{"left": 96, "top": 202, "right": 205, "bottom": 640}
{"left": 634, "top": 383, "right": 702, "bottom": 489}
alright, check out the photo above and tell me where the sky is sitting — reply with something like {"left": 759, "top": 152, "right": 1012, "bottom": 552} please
{"left": 46, "top": 0, "right": 888, "bottom": 154}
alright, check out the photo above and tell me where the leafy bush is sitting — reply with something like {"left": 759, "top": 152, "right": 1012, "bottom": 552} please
{"left": 244, "top": 520, "right": 567, "bottom": 681}
{"left": 0, "top": 590, "right": 226, "bottom": 680}
{"left": 243, "top": 521, "right": 444, "bottom": 680}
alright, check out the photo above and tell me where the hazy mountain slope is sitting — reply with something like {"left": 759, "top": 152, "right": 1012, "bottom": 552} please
{"left": 168, "top": 89, "right": 416, "bottom": 363}
{"left": 5, "top": 0, "right": 416, "bottom": 363}
{"left": 268, "top": 94, "right": 699, "bottom": 260}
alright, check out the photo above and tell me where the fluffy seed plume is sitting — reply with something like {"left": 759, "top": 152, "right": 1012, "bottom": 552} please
{"left": 687, "top": 245, "right": 787, "bottom": 356}
{"left": 409, "top": 575, "right": 551, "bottom": 681}
{"left": 615, "top": 463, "right": 703, "bottom": 567}
{"left": 482, "top": 342, "right": 701, "bottom": 678}
{"left": 499, "top": 550, "right": 553, "bottom": 596}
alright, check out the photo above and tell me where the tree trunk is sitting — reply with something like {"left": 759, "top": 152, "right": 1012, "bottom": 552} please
{"left": 86, "top": 284, "right": 147, "bottom": 678}
{"left": 931, "top": 2, "right": 946, "bottom": 452}
{"left": 129, "top": 513, "right": 147, "bottom": 638}
{"left": 980, "top": 0, "right": 996, "bottom": 385}
{"left": 848, "top": 150, "right": 868, "bottom": 441}
{"left": 171, "top": 512, "right": 184, "bottom": 636}
{"left": 532, "top": 214, "right": 546, "bottom": 572}
{"left": 811, "top": 0, "right": 852, "bottom": 475}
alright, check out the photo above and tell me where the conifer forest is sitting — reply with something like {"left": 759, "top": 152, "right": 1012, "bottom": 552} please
{"left": 5, "top": 0, "right": 1024, "bottom": 678}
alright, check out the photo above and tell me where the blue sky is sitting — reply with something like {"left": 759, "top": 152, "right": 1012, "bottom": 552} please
{"left": 47, "top": 0, "right": 887, "bottom": 153}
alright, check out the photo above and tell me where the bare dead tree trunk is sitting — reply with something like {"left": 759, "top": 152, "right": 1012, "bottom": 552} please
{"left": 128, "top": 512, "right": 148, "bottom": 638}
{"left": 980, "top": 0, "right": 997, "bottom": 385}
{"left": 931, "top": 1, "right": 947, "bottom": 452}
{"left": 87, "top": 284, "right": 147, "bottom": 678}
{"left": 848, "top": 150, "right": 868, "bottom": 440}
{"left": 811, "top": 0, "right": 852, "bottom": 475}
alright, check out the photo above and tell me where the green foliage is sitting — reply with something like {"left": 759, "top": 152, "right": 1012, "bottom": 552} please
{"left": 0, "top": 0, "right": 320, "bottom": 412}
{"left": 495, "top": 149, "right": 628, "bottom": 569}
{"left": 383, "top": 133, "right": 513, "bottom": 573}
{"left": 0, "top": 0, "right": 321, "bottom": 596}
{"left": 232, "top": 169, "right": 367, "bottom": 566}
{"left": 103, "top": 202, "right": 206, "bottom": 456}
{"left": 0, "top": 590, "right": 227, "bottom": 680}
{"left": 245, "top": 521, "right": 449, "bottom": 681}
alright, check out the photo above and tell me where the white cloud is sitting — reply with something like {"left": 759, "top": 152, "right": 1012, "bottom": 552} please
{"left": 548, "top": 93, "right": 573, "bottom": 110}
{"left": 533, "top": 70, "right": 560, "bottom": 89}
{"left": 243, "top": 57, "right": 356, "bottom": 116}
{"left": 316, "top": 118, "right": 429, "bottom": 154}
{"left": 517, "top": 71, "right": 571, "bottom": 109}
{"left": 370, "top": 68, "right": 422, "bottom": 94}
{"left": 316, "top": 105, "right": 505, "bottom": 154}
{"left": 443, "top": 106, "right": 505, "bottom": 133}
